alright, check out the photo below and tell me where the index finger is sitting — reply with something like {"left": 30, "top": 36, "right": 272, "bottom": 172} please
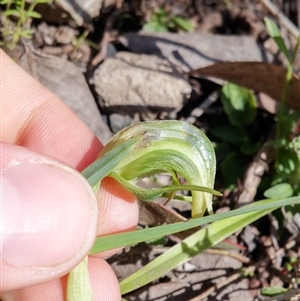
{"left": 1, "top": 49, "right": 102, "bottom": 170}
{"left": 1, "top": 49, "right": 139, "bottom": 239}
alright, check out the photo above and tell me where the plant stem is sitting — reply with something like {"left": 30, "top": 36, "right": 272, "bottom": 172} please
{"left": 276, "top": 36, "right": 300, "bottom": 144}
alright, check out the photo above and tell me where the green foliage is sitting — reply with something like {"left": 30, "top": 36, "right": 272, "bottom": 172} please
{"left": 71, "top": 30, "right": 99, "bottom": 52}
{"left": 220, "top": 152, "right": 247, "bottom": 189}
{"left": 143, "top": 8, "right": 194, "bottom": 33}
{"left": 221, "top": 82, "right": 257, "bottom": 126}
{"left": 264, "top": 183, "right": 293, "bottom": 199}
{"left": 285, "top": 256, "right": 298, "bottom": 271}
{"left": 264, "top": 17, "right": 291, "bottom": 62}
{"left": 117, "top": 197, "right": 299, "bottom": 294}
{"left": 91, "top": 197, "right": 300, "bottom": 255}
{"left": 0, "top": 0, "right": 50, "bottom": 50}
{"left": 263, "top": 18, "right": 300, "bottom": 197}
{"left": 210, "top": 82, "right": 260, "bottom": 189}
{"left": 261, "top": 286, "right": 287, "bottom": 296}
{"left": 213, "top": 19, "right": 300, "bottom": 200}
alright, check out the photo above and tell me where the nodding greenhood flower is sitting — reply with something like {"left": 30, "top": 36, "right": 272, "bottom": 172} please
{"left": 99, "top": 120, "right": 217, "bottom": 218}
{"left": 67, "top": 120, "right": 218, "bottom": 301}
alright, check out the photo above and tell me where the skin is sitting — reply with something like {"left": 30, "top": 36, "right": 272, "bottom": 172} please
{"left": 1, "top": 49, "right": 139, "bottom": 300}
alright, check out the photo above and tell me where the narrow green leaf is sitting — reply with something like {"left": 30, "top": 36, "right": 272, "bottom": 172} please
{"left": 66, "top": 257, "right": 92, "bottom": 301}
{"left": 20, "top": 29, "right": 35, "bottom": 39}
{"left": 120, "top": 198, "right": 281, "bottom": 294}
{"left": 81, "top": 135, "right": 142, "bottom": 186}
{"left": 143, "top": 21, "right": 168, "bottom": 32}
{"left": 90, "top": 197, "right": 300, "bottom": 254}
{"left": 66, "top": 136, "right": 142, "bottom": 301}
{"left": 261, "top": 286, "right": 287, "bottom": 296}
{"left": 172, "top": 16, "right": 194, "bottom": 32}
{"left": 4, "top": 9, "right": 20, "bottom": 17}
{"left": 25, "top": 10, "right": 42, "bottom": 18}
{"left": 264, "top": 17, "right": 291, "bottom": 62}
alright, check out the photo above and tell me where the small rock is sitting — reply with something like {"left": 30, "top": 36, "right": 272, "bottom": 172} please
{"left": 108, "top": 113, "right": 135, "bottom": 133}
{"left": 92, "top": 52, "right": 192, "bottom": 114}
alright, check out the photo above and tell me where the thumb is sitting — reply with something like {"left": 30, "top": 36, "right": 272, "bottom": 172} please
{"left": 1, "top": 142, "right": 98, "bottom": 291}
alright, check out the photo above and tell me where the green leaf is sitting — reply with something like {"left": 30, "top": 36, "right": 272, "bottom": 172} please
{"left": 154, "top": 8, "right": 168, "bottom": 17}
{"left": 221, "top": 82, "right": 257, "bottom": 127}
{"left": 4, "top": 9, "right": 20, "bottom": 17}
{"left": 277, "top": 148, "right": 299, "bottom": 175}
{"left": 81, "top": 135, "right": 143, "bottom": 187}
{"left": 267, "top": 138, "right": 289, "bottom": 148}
{"left": 264, "top": 183, "right": 293, "bottom": 199}
{"left": 25, "top": 10, "right": 42, "bottom": 18}
{"left": 143, "top": 21, "right": 168, "bottom": 32}
{"left": 67, "top": 257, "right": 92, "bottom": 301}
{"left": 172, "top": 16, "right": 194, "bottom": 32}
{"left": 90, "top": 197, "right": 300, "bottom": 254}
{"left": 143, "top": 9, "right": 169, "bottom": 32}
{"left": 278, "top": 110, "right": 300, "bottom": 138}
{"left": 261, "top": 286, "right": 287, "bottom": 296}
{"left": 264, "top": 17, "right": 291, "bottom": 63}
{"left": 119, "top": 198, "right": 298, "bottom": 294}
{"left": 20, "top": 29, "right": 35, "bottom": 39}
{"left": 240, "top": 137, "right": 262, "bottom": 155}
{"left": 220, "top": 152, "right": 248, "bottom": 189}
{"left": 210, "top": 125, "right": 245, "bottom": 145}
{"left": 214, "top": 142, "right": 234, "bottom": 162}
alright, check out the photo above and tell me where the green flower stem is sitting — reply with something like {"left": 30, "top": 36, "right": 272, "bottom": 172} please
{"left": 66, "top": 257, "right": 92, "bottom": 301}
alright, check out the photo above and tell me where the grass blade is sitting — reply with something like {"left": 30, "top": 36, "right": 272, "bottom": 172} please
{"left": 120, "top": 198, "right": 283, "bottom": 294}
{"left": 90, "top": 196, "right": 300, "bottom": 254}
{"left": 81, "top": 135, "right": 142, "bottom": 186}
{"left": 264, "top": 17, "right": 291, "bottom": 62}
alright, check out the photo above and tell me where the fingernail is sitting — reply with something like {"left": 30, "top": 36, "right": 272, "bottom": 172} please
{"left": 2, "top": 162, "right": 98, "bottom": 268}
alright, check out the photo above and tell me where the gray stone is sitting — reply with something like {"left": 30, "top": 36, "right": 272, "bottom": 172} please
{"left": 108, "top": 113, "right": 134, "bottom": 133}
{"left": 92, "top": 52, "right": 192, "bottom": 114}
{"left": 119, "top": 32, "right": 273, "bottom": 72}
{"left": 55, "top": 0, "right": 104, "bottom": 26}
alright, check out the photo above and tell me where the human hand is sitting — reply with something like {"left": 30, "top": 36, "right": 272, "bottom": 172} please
{"left": 1, "top": 49, "right": 139, "bottom": 301}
